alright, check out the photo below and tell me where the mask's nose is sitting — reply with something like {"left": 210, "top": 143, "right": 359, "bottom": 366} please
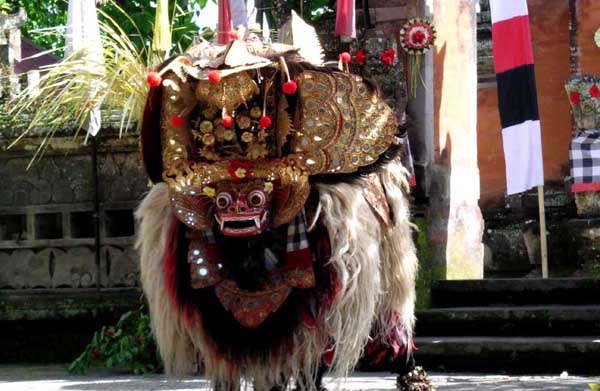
{"left": 228, "top": 197, "right": 248, "bottom": 213}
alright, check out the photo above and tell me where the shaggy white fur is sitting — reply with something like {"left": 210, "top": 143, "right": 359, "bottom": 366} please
{"left": 135, "top": 157, "right": 418, "bottom": 390}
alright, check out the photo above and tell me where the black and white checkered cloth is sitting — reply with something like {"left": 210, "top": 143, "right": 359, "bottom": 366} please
{"left": 286, "top": 209, "right": 309, "bottom": 252}
{"left": 570, "top": 130, "right": 600, "bottom": 190}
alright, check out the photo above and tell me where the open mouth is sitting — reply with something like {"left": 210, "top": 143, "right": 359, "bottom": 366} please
{"left": 215, "top": 211, "right": 269, "bottom": 237}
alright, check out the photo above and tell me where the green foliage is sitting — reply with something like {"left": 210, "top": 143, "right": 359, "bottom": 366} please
{"left": 68, "top": 307, "right": 162, "bottom": 375}
{"left": 9, "top": 0, "right": 210, "bottom": 54}
{"left": 0, "top": 0, "right": 13, "bottom": 15}
{"left": 589, "top": 384, "right": 599, "bottom": 391}
{"left": 98, "top": 0, "right": 208, "bottom": 57}
{"left": 9, "top": 0, "right": 68, "bottom": 50}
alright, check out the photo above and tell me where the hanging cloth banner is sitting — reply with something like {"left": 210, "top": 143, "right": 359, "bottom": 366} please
{"left": 335, "top": 0, "right": 355, "bottom": 39}
{"left": 490, "top": 0, "right": 544, "bottom": 195}
{"left": 153, "top": 0, "right": 171, "bottom": 55}
{"left": 218, "top": 0, "right": 233, "bottom": 44}
{"left": 230, "top": 0, "right": 248, "bottom": 30}
{"left": 66, "top": 0, "right": 104, "bottom": 137}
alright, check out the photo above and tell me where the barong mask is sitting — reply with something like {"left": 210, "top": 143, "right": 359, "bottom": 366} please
{"left": 136, "top": 15, "right": 419, "bottom": 389}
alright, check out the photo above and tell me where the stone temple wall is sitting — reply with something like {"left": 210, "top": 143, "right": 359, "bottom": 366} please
{"left": 0, "top": 134, "right": 147, "bottom": 290}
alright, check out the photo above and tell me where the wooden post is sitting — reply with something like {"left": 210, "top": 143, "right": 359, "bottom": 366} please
{"left": 537, "top": 185, "right": 549, "bottom": 278}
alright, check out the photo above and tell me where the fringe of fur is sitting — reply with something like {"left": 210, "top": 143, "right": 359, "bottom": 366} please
{"left": 135, "top": 183, "right": 198, "bottom": 376}
{"left": 316, "top": 157, "right": 417, "bottom": 380}
{"left": 135, "top": 156, "right": 417, "bottom": 389}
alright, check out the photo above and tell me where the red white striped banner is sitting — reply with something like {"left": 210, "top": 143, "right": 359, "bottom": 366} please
{"left": 490, "top": 0, "right": 544, "bottom": 195}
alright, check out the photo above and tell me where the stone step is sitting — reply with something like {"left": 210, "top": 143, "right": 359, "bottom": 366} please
{"left": 416, "top": 305, "right": 600, "bottom": 337}
{"left": 431, "top": 278, "right": 600, "bottom": 307}
{"left": 414, "top": 336, "right": 600, "bottom": 374}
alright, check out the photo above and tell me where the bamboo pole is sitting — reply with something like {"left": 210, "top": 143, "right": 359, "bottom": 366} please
{"left": 537, "top": 185, "right": 549, "bottom": 278}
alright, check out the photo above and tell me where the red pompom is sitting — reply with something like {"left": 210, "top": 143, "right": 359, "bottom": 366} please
{"left": 208, "top": 70, "right": 222, "bottom": 84}
{"left": 259, "top": 115, "right": 272, "bottom": 128}
{"left": 222, "top": 115, "right": 234, "bottom": 128}
{"left": 146, "top": 71, "right": 162, "bottom": 87}
{"left": 170, "top": 115, "right": 184, "bottom": 127}
{"left": 340, "top": 52, "right": 352, "bottom": 64}
{"left": 282, "top": 80, "right": 298, "bottom": 95}
{"left": 590, "top": 85, "right": 600, "bottom": 98}
{"left": 570, "top": 92, "right": 581, "bottom": 105}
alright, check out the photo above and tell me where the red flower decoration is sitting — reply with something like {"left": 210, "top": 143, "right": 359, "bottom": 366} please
{"left": 208, "top": 70, "right": 222, "bottom": 84}
{"left": 412, "top": 30, "right": 426, "bottom": 45}
{"left": 570, "top": 92, "right": 581, "bottom": 105}
{"left": 146, "top": 71, "right": 162, "bottom": 87}
{"left": 340, "top": 52, "right": 352, "bottom": 64}
{"left": 590, "top": 84, "right": 600, "bottom": 98}
{"left": 228, "top": 160, "right": 251, "bottom": 183}
{"left": 105, "top": 329, "right": 115, "bottom": 337}
{"left": 259, "top": 115, "right": 272, "bottom": 129}
{"left": 170, "top": 115, "right": 184, "bottom": 127}
{"left": 381, "top": 48, "right": 396, "bottom": 66}
{"left": 90, "top": 348, "right": 101, "bottom": 360}
{"left": 400, "top": 19, "right": 436, "bottom": 53}
{"left": 355, "top": 49, "right": 366, "bottom": 66}
{"left": 222, "top": 115, "right": 234, "bottom": 128}
{"left": 282, "top": 80, "right": 298, "bottom": 95}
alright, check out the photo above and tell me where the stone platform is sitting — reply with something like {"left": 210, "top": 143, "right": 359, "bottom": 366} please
{"left": 0, "top": 366, "right": 598, "bottom": 391}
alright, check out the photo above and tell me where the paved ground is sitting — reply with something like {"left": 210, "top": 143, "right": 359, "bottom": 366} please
{"left": 0, "top": 365, "right": 598, "bottom": 391}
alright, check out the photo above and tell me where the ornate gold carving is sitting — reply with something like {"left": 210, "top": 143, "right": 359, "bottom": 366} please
{"left": 293, "top": 71, "right": 398, "bottom": 175}
{"left": 195, "top": 71, "right": 260, "bottom": 111}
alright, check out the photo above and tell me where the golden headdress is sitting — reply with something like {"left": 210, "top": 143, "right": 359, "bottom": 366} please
{"left": 141, "top": 32, "right": 399, "bottom": 231}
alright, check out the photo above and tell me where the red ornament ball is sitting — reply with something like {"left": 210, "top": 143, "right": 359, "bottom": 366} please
{"left": 222, "top": 115, "right": 234, "bottom": 128}
{"left": 208, "top": 70, "right": 222, "bottom": 84}
{"left": 282, "top": 80, "right": 298, "bottom": 95}
{"left": 146, "top": 71, "right": 162, "bottom": 87}
{"left": 259, "top": 115, "right": 272, "bottom": 128}
{"left": 340, "top": 52, "right": 352, "bottom": 64}
{"left": 170, "top": 115, "right": 184, "bottom": 127}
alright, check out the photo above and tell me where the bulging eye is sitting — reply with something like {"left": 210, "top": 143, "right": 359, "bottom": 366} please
{"left": 247, "top": 190, "right": 266, "bottom": 208}
{"left": 216, "top": 192, "right": 233, "bottom": 209}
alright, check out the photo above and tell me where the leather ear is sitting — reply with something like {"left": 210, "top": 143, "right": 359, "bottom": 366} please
{"left": 141, "top": 85, "right": 164, "bottom": 183}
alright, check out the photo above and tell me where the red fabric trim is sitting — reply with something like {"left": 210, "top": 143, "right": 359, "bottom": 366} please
{"left": 408, "top": 175, "right": 417, "bottom": 187}
{"left": 492, "top": 15, "right": 534, "bottom": 74}
{"left": 282, "top": 247, "right": 312, "bottom": 270}
{"left": 571, "top": 183, "right": 600, "bottom": 193}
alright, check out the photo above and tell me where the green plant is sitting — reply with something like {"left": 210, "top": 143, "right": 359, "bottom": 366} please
{"left": 589, "top": 384, "right": 599, "bottom": 391}
{"left": 10, "top": 0, "right": 208, "bottom": 52}
{"left": 0, "top": 0, "right": 13, "bottom": 15}
{"left": 68, "top": 307, "right": 162, "bottom": 375}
